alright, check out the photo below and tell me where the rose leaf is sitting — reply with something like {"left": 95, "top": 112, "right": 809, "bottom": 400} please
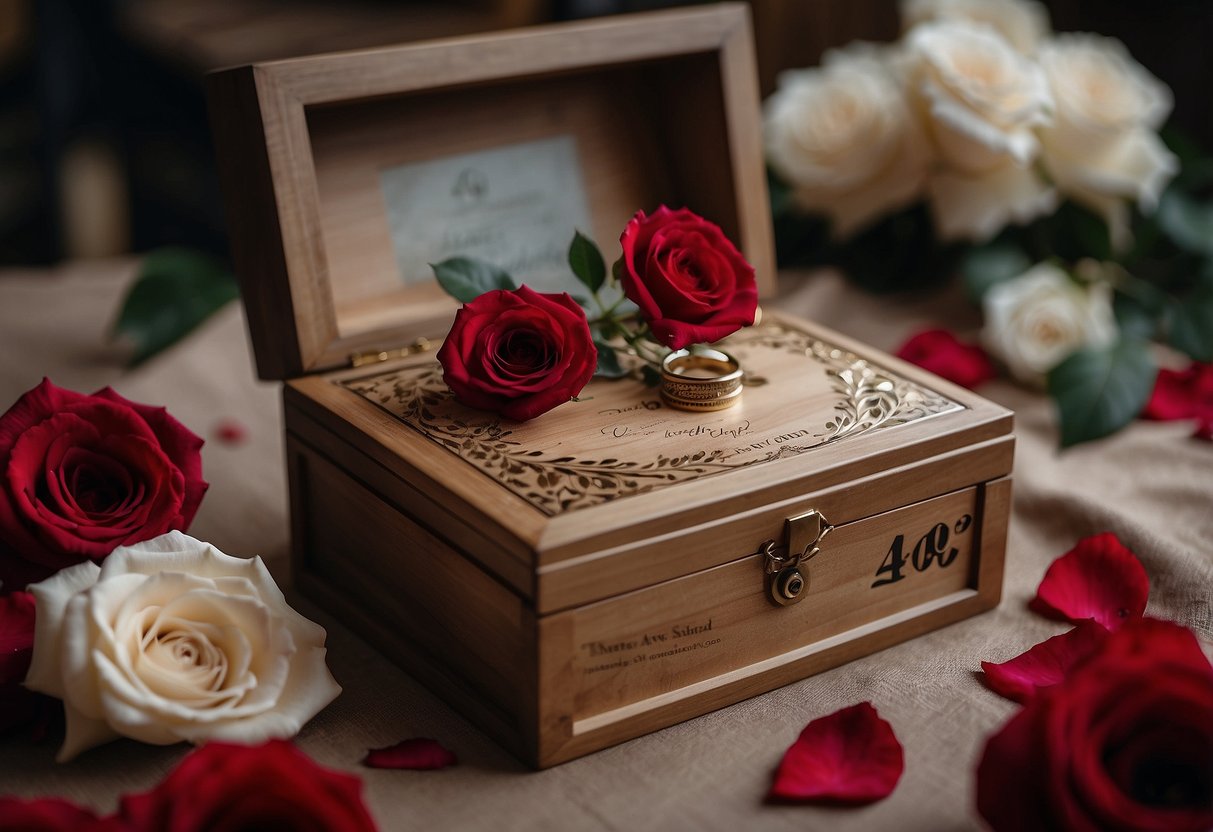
{"left": 363, "top": 737, "right": 457, "bottom": 770}
{"left": 568, "top": 231, "right": 606, "bottom": 293}
{"left": 111, "top": 248, "right": 240, "bottom": 366}
{"left": 980, "top": 621, "right": 1109, "bottom": 703}
{"left": 961, "top": 243, "right": 1031, "bottom": 303}
{"left": 431, "top": 257, "right": 516, "bottom": 303}
{"left": 1157, "top": 190, "right": 1213, "bottom": 258}
{"left": 767, "top": 702, "right": 904, "bottom": 805}
{"left": 593, "top": 341, "right": 628, "bottom": 379}
{"left": 1047, "top": 338, "right": 1157, "bottom": 448}
{"left": 1030, "top": 532, "right": 1149, "bottom": 631}
{"left": 1167, "top": 281, "right": 1213, "bottom": 362}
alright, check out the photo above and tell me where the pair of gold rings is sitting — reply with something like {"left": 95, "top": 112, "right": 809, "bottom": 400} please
{"left": 660, "top": 347, "right": 743, "bottom": 412}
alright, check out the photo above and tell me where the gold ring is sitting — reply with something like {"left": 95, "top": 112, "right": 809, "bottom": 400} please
{"left": 660, "top": 347, "right": 743, "bottom": 412}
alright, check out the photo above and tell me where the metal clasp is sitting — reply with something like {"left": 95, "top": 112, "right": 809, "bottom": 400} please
{"left": 759, "top": 509, "right": 833, "bottom": 607}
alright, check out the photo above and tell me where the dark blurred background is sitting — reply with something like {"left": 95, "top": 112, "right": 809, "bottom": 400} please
{"left": 1, "top": 0, "right": 1209, "bottom": 266}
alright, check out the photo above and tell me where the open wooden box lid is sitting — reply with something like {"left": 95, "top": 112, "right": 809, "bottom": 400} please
{"left": 206, "top": 4, "right": 775, "bottom": 381}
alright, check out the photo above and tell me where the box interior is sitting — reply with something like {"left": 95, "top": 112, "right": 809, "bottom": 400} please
{"left": 304, "top": 53, "right": 739, "bottom": 342}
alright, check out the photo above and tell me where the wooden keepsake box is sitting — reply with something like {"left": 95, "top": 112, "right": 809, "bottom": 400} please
{"left": 207, "top": 5, "right": 1013, "bottom": 768}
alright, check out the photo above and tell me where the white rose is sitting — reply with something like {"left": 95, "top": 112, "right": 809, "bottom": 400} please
{"left": 901, "top": 0, "right": 1051, "bottom": 54}
{"left": 25, "top": 531, "right": 340, "bottom": 761}
{"left": 982, "top": 262, "right": 1117, "bottom": 384}
{"left": 764, "top": 45, "right": 931, "bottom": 237}
{"left": 905, "top": 21, "right": 1056, "bottom": 241}
{"left": 1037, "top": 33, "right": 1179, "bottom": 250}
{"left": 907, "top": 21, "right": 1052, "bottom": 171}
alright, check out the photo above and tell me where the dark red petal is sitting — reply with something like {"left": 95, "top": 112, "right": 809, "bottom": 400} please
{"left": 212, "top": 420, "right": 248, "bottom": 445}
{"left": 975, "top": 705, "right": 1056, "bottom": 832}
{"left": 1141, "top": 363, "right": 1213, "bottom": 422}
{"left": 363, "top": 737, "right": 457, "bottom": 770}
{"left": 0, "top": 796, "right": 115, "bottom": 831}
{"left": 981, "top": 621, "right": 1109, "bottom": 703}
{"left": 767, "top": 702, "right": 903, "bottom": 804}
{"left": 895, "top": 329, "right": 995, "bottom": 389}
{"left": 1030, "top": 532, "right": 1149, "bottom": 631}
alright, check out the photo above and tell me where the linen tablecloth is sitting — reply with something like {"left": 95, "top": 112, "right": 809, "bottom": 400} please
{"left": 1, "top": 259, "right": 1209, "bottom": 831}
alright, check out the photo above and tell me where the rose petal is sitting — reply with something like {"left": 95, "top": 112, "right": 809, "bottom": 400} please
{"left": 363, "top": 737, "right": 458, "bottom": 770}
{"left": 981, "top": 621, "right": 1109, "bottom": 703}
{"left": 767, "top": 702, "right": 904, "bottom": 804}
{"left": 895, "top": 329, "right": 995, "bottom": 389}
{"left": 1030, "top": 532, "right": 1149, "bottom": 630}
{"left": 212, "top": 419, "right": 248, "bottom": 445}
{"left": 0, "top": 796, "right": 116, "bottom": 831}
{"left": 1142, "top": 363, "right": 1213, "bottom": 422}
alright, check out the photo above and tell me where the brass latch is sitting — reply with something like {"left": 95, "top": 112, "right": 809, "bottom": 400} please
{"left": 759, "top": 509, "right": 833, "bottom": 607}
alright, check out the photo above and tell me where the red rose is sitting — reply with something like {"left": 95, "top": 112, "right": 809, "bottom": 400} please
{"left": 895, "top": 329, "right": 995, "bottom": 389}
{"left": 0, "top": 379, "right": 207, "bottom": 590}
{"left": 437, "top": 285, "right": 597, "bottom": 422}
{"left": 0, "top": 797, "right": 121, "bottom": 831}
{"left": 618, "top": 206, "right": 758, "bottom": 349}
{"left": 0, "top": 590, "right": 43, "bottom": 735}
{"left": 118, "top": 741, "right": 378, "bottom": 831}
{"left": 976, "top": 618, "right": 1213, "bottom": 832}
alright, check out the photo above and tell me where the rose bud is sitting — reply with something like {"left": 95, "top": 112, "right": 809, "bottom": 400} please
{"left": 977, "top": 618, "right": 1213, "bottom": 832}
{"left": 617, "top": 206, "right": 758, "bottom": 350}
{"left": 436, "top": 285, "right": 597, "bottom": 422}
{"left": 0, "top": 379, "right": 207, "bottom": 590}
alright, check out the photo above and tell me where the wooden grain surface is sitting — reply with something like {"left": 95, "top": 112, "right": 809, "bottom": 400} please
{"left": 207, "top": 3, "right": 773, "bottom": 380}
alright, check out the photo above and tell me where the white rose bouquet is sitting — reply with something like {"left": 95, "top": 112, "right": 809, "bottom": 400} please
{"left": 767, "top": 0, "right": 1213, "bottom": 446}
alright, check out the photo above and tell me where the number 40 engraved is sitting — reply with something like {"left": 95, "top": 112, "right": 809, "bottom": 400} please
{"left": 871, "top": 514, "right": 972, "bottom": 588}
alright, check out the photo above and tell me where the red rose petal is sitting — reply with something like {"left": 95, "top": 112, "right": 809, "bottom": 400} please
{"left": 895, "top": 329, "right": 995, "bottom": 389}
{"left": 1141, "top": 363, "right": 1213, "bottom": 422}
{"left": 0, "top": 796, "right": 117, "bottom": 831}
{"left": 363, "top": 737, "right": 457, "bottom": 770}
{"left": 212, "top": 419, "right": 248, "bottom": 445}
{"left": 767, "top": 702, "right": 904, "bottom": 804}
{"left": 1030, "top": 533, "right": 1148, "bottom": 631}
{"left": 981, "top": 621, "right": 1109, "bottom": 703}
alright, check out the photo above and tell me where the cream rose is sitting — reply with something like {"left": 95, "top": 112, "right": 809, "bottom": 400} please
{"left": 764, "top": 45, "right": 931, "bottom": 237}
{"left": 982, "top": 262, "right": 1117, "bottom": 384}
{"left": 901, "top": 0, "right": 1051, "bottom": 54}
{"left": 905, "top": 21, "right": 1056, "bottom": 241}
{"left": 1037, "top": 33, "right": 1178, "bottom": 250}
{"left": 25, "top": 531, "right": 340, "bottom": 761}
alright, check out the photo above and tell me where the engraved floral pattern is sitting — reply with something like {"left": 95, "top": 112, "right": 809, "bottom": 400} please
{"left": 343, "top": 323, "right": 959, "bottom": 515}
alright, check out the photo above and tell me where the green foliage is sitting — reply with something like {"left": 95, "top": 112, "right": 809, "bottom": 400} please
{"left": 1167, "top": 279, "right": 1213, "bottom": 362}
{"left": 1156, "top": 190, "right": 1213, "bottom": 259}
{"left": 111, "top": 248, "right": 239, "bottom": 366}
{"left": 593, "top": 340, "right": 628, "bottom": 379}
{"left": 1047, "top": 340, "right": 1158, "bottom": 448}
{"left": 839, "top": 204, "right": 961, "bottom": 294}
{"left": 568, "top": 231, "right": 607, "bottom": 293}
{"left": 961, "top": 243, "right": 1031, "bottom": 303}
{"left": 431, "top": 257, "right": 516, "bottom": 303}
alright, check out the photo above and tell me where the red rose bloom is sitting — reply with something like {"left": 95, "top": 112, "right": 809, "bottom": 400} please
{"left": 0, "top": 590, "right": 42, "bottom": 735}
{"left": 0, "top": 380, "right": 207, "bottom": 590}
{"left": 118, "top": 741, "right": 378, "bottom": 832}
{"left": 0, "top": 797, "right": 121, "bottom": 831}
{"left": 895, "top": 329, "right": 995, "bottom": 389}
{"left": 618, "top": 206, "right": 758, "bottom": 349}
{"left": 977, "top": 618, "right": 1213, "bottom": 832}
{"left": 437, "top": 285, "right": 596, "bottom": 422}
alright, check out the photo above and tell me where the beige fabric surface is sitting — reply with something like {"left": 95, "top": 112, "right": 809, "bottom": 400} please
{"left": 0, "top": 260, "right": 1210, "bottom": 831}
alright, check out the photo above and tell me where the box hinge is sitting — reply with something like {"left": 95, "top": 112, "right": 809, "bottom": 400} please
{"left": 349, "top": 337, "right": 435, "bottom": 368}
{"left": 759, "top": 509, "right": 833, "bottom": 607}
